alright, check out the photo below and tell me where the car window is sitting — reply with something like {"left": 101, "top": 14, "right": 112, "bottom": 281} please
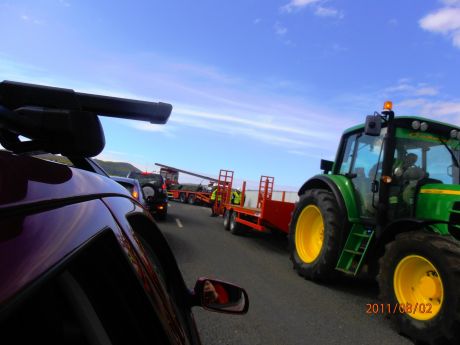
{"left": 1, "top": 232, "right": 172, "bottom": 345}
{"left": 128, "top": 172, "right": 163, "bottom": 185}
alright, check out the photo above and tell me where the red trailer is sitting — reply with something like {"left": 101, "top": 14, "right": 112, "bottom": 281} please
{"left": 155, "top": 163, "right": 219, "bottom": 205}
{"left": 219, "top": 174, "right": 295, "bottom": 235}
{"left": 168, "top": 188, "right": 212, "bottom": 205}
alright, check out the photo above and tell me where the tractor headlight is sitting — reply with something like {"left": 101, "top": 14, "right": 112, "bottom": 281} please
{"left": 420, "top": 122, "right": 428, "bottom": 132}
{"left": 451, "top": 129, "right": 458, "bottom": 139}
{"left": 412, "top": 121, "right": 421, "bottom": 130}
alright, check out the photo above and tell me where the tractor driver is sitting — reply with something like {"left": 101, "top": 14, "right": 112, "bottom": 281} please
{"left": 390, "top": 151, "right": 425, "bottom": 217}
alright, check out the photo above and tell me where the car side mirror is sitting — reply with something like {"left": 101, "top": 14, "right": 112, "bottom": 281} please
{"left": 320, "top": 159, "right": 334, "bottom": 174}
{"left": 192, "top": 278, "right": 249, "bottom": 314}
{"left": 364, "top": 115, "right": 381, "bottom": 136}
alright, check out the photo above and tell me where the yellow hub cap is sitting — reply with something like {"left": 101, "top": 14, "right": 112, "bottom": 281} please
{"left": 393, "top": 255, "right": 444, "bottom": 320}
{"left": 295, "top": 205, "right": 324, "bottom": 263}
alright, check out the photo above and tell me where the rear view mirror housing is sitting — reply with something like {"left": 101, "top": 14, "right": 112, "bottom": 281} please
{"left": 320, "top": 159, "right": 334, "bottom": 174}
{"left": 364, "top": 115, "right": 382, "bottom": 136}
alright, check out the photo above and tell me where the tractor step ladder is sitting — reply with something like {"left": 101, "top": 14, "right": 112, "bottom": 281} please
{"left": 335, "top": 224, "right": 374, "bottom": 275}
{"left": 257, "top": 176, "right": 274, "bottom": 209}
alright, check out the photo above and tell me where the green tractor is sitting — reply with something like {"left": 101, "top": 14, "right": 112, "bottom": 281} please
{"left": 290, "top": 102, "right": 460, "bottom": 344}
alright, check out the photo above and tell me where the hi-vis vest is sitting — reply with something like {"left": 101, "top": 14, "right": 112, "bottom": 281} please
{"left": 232, "top": 191, "right": 241, "bottom": 204}
{"left": 211, "top": 189, "right": 222, "bottom": 201}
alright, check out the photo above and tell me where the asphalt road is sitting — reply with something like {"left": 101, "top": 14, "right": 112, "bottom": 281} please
{"left": 160, "top": 202, "right": 413, "bottom": 345}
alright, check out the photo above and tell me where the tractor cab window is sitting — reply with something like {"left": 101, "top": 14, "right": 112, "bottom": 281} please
{"left": 339, "top": 133, "right": 358, "bottom": 175}
{"left": 390, "top": 129, "right": 460, "bottom": 217}
{"left": 340, "top": 129, "right": 386, "bottom": 218}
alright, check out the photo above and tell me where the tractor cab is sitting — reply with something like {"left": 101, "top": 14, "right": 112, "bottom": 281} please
{"left": 333, "top": 102, "right": 460, "bottom": 226}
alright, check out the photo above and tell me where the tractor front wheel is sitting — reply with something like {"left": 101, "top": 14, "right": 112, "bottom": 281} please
{"left": 289, "top": 189, "right": 342, "bottom": 282}
{"left": 378, "top": 230, "right": 460, "bottom": 344}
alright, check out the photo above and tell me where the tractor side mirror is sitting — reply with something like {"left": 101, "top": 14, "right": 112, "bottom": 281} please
{"left": 320, "top": 159, "right": 334, "bottom": 174}
{"left": 364, "top": 115, "right": 382, "bottom": 136}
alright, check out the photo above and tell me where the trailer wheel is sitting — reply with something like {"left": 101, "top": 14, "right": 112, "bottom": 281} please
{"left": 187, "top": 194, "right": 195, "bottom": 205}
{"left": 378, "top": 230, "right": 460, "bottom": 344}
{"left": 223, "top": 209, "right": 232, "bottom": 230}
{"left": 179, "top": 193, "right": 186, "bottom": 203}
{"left": 289, "top": 189, "right": 342, "bottom": 282}
{"left": 229, "top": 211, "right": 244, "bottom": 235}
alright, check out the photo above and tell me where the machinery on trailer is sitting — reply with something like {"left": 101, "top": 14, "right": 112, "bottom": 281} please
{"left": 155, "top": 163, "right": 218, "bottom": 204}
{"left": 290, "top": 101, "right": 460, "bottom": 344}
{"left": 217, "top": 171, "right": 295, "bottom": 235}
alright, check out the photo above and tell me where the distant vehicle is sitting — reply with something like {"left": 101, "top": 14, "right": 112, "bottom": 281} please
{"left": 0, "top": 81, "right": 249, "bottom": 345}
{"left": 111, "top": 175, "right": 145, "bottom": 204}
{"left": 127, "top": 171, "right": 168, "bottom": 220}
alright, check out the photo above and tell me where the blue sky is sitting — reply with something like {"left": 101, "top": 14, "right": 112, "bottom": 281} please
{"left": 1, "top": 0, "right": 460, "bottom": 190}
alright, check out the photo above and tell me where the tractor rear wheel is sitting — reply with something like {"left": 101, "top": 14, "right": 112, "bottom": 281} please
{"left": 223, "top": 209, "right": 231, "bottom": 230}
{"left": 289, "top": 189, "right": 342, "bottom": 282}
{"left": 378, "top": 230, "right": 460, "bottom": 344}
{"left": 187, "top": 194, "right": 195, "bottom": 204}
{"left": 179, "top": 193, "right": 186, "bottom": 203}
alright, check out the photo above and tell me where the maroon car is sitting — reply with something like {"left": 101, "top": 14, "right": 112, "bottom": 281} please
{"left": 0, "top": 81, "right": 249, "bottom": 345}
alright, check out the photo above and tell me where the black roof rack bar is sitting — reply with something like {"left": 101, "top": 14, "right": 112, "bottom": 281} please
{"left": 76, "top": 92, "right": 171, "bottom": 124}
{"left": 0, "top": 80, "right": 172, "bottom": 124}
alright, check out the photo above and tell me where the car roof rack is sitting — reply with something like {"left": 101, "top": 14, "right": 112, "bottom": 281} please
{"left": 0, "top": 81, "right": 172, "bottom": 124}
{"left": 0, "top": 81, "right": 173, "bottom": 157}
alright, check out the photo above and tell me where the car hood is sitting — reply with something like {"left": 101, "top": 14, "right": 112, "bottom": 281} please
{"left": 0, "top": 151, "right": 130, "bottom": 209}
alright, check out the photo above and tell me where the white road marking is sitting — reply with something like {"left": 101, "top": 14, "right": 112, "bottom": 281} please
{"left": 175, "top": 218, "right": 183, "bottom": 228}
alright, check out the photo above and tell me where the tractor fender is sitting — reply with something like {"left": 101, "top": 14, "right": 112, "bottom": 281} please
{"left": 298, "top": 175, "right": 359, "bottom": 221}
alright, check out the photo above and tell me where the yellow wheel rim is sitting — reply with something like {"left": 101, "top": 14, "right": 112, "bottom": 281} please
{"left": 295, "top": 205, "right": 324, "bottom": 263}
{"left": 394, "top": 255, "right": 444, "bottom": 320}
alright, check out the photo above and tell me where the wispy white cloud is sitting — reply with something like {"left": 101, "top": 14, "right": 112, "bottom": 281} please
{"left": 253, "top": 18, "right": 261, "bottom": 24}
{"left": 59, "top": 0, "right": 71, "bottom": 7}
{"left": 274, "top": 22, "right": 288, "bottom": 36}
{"left": 281, "top": 0, "right": 343, "bottom": 19}
{"left": 419, "top": 2, "right": 460, "bottom": 48}
{"left": 315, "top": 6, "right": 343, "bottom": 19}
{"left": 384, "top": 80, "right": 439, "bottom": 97}
{"left": 173, "top": 106, "right": 334, "bottom": 139}
{"left": 397, "top": 98, "right": 460, "bottom": 124}
{"left": 415, "top": 87, "right": 439, "bottom": 96}
{"left": 168, "top": 111, "right": 330, "bottom": 149}
{"left": 0, "top": 54, "right": 347, "bottom": 155}
{"left": 129, "top": 121, "right": 176, "bottom": 138}
{"left": 281, "top": 0, "right": 321, "bottom": 13}
{"left": 20, "top": 14, "right": 44, "bottom": 25}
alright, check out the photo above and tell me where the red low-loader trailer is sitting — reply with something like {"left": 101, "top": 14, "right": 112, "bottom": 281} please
{"left": 216, "top": 171, "right": 295, "bottom": 235}
{"left": 168, "top": 188, "right": 212, "bottom": 205}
